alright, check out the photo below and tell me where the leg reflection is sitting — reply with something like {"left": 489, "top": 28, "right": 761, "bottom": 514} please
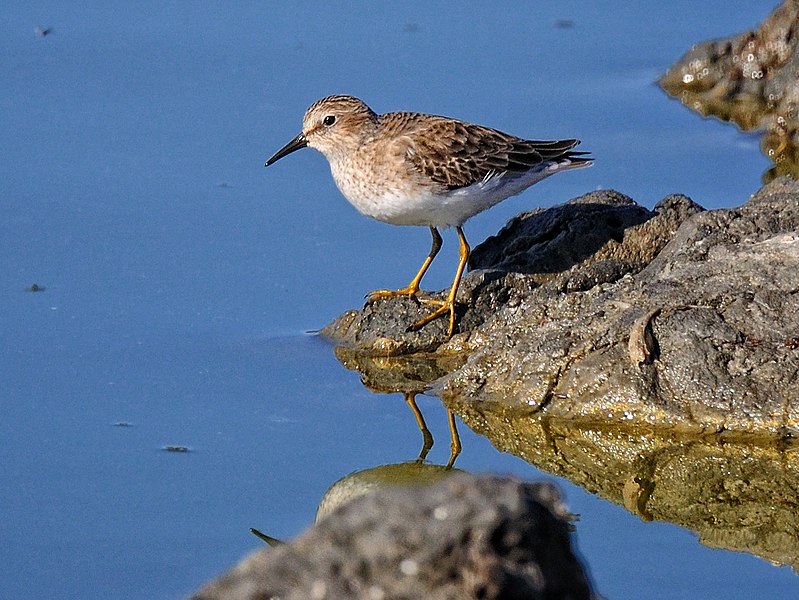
{"left": 405, "top": 392, "right": 461, "bottom": 468}
{"left": 405, "top": 393, "right": 434, "bottom": 461}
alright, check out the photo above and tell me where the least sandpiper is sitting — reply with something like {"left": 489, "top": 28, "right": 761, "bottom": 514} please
{"left": 266, "top": 95, "right": 592, "bottom": 337}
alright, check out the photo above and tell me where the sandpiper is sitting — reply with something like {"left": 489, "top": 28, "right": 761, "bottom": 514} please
{"left": 266, "top": 95, "right": 592, "bottom": 337}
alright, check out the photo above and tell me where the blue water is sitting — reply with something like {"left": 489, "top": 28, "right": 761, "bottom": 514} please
{"left": 1, "top": 2, "right": 793, "bottom": 599}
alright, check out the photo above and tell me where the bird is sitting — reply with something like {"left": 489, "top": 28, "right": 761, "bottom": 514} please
{"left": 265, "top": 95, "right": 592, "bottom": 338}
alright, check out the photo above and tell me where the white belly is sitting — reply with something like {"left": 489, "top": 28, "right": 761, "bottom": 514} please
{"left": 330, "top": 160, "right": 563, "bottom": 227}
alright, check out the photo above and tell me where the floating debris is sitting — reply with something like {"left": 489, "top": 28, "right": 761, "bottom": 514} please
{"left": 162, "top": 445, "right": 190, "bottom": 453}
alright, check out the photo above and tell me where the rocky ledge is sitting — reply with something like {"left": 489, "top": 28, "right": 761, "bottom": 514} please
{"left": 324, "top": 178, "right": 799, "bottom": 434}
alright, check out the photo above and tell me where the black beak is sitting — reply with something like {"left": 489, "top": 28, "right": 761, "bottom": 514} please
{"left": 265, "top": 133, "right": 308, "bottom": 166}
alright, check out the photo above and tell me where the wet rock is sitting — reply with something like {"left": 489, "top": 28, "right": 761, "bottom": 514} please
{"left": 442, "top": 177, "right": 799, "bottom": 433}
{"left": 324, "top": 177, "right": 799, "bottom": 434}
{"left": 659, "top": 0, "right": 799, "bottom": 180}
{"left": 188, "top": 474, "right": 592, "bottom": 600}
{"left": 322, "top": 189, "right": 703, "bottom": 354}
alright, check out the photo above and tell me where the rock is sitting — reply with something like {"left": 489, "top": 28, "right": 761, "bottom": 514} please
{"left": 188, "top": 474, "right": 592, "bottom": 600}
{"left": 468, "top": 189, "right": 695, "bottom": 278}
{"left": 442, "top": 177, "right": 799, "bottom": 432}
{"left": 323, "top": 178, "right": 799, "bottom": 434}
{"left": 659, "top": 0, "right": 799, "bottom": 180}
{"left": 322, "top": 189, "right": 703, "bottom": 354}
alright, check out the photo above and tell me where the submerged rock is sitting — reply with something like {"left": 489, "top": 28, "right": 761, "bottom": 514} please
{"left": 324, "top": 178, "right": 799, "bottom": 434}
{"left": 189, "top": 474, "right": 592, "bottom": 600}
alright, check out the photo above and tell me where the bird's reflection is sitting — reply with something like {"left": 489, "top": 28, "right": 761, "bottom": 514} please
{"left": 252, "top": 358, "right": 463, "bottom": 545}
{"left": 405, "top": 392, "right": 461, "bottom": 467}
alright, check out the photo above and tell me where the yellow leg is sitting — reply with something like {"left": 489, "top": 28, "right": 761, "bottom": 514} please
{"left": 411, "top": 226, "right": 470, "bottom": 338}
{"left": 366, "top": 227, "right": 442, "bottom": 303}
{"left": 405, "top": 393, "right": 434, "bottom": 461}
{"left": 445, "top": 409, "right": 462, "bottom": 469}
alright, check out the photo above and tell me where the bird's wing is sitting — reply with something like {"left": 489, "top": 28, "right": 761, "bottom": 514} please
{"left": 403, "top": 117, "right": 583, "bottom": 190}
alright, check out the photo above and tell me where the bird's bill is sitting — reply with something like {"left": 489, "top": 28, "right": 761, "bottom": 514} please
{"left": 265, "top": 133, "right": 307, "bottom": 166}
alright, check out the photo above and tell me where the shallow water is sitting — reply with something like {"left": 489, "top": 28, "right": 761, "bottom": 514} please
{"left": 1, "top": 2, "right": 795, "bottom": 599}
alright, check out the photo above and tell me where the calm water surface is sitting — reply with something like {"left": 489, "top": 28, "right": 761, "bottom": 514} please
{"left": 1, "top": 2, "right": 794, "bottom": 598}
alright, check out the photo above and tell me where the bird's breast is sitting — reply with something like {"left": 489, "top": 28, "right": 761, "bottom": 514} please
{"left": 328, "top": 153, "right": 439, "bottom": 225}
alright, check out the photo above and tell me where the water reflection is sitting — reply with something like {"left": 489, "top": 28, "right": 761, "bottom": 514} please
{"left": 333, "top": 347, "right": 799, "bottom": 572}
{"left": 310, "top": 387, "right": 463, "bottom": 527}
{"left": 761, "top": 127, "right": 799, "bottom": 181}
{"left": 659, "top": 71, "right": 799, "bottom": 182}
{"left": 251, "top": 353, "right": 463, "bottom": 541}
{"left": 334, "top": 346, "right": 464, "bottom": 468}
{"left": 252, "top": 457, "right": 463, "bottom": 546}
{"left": 658, "top": 2, "right": 799, "bottom": 182}
{"left": 453, "top": 399, "right": 799, "bottom": 572}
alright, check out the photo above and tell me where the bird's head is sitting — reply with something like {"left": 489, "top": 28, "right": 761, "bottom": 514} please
{"left": 266, "top": 95, "right": 377, "bottom": 166}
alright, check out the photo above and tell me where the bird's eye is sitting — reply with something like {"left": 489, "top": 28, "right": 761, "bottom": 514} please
{"left": 323, "top": 115, "right": 336, "bottom": 127}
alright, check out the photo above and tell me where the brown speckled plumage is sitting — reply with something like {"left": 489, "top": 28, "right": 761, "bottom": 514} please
{"left": 394, "top": 114, "right": 589, "bottom": 190}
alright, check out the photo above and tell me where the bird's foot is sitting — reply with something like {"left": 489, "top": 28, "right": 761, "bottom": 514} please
{"left": 364, "top": 285, "right": 420, "bottom": 304}
{"left": 409, "top": 297, "right": 457, "bottom": 338}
